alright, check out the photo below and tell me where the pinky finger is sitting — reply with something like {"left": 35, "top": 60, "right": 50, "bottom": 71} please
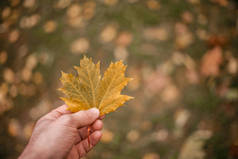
{"left": 76, "top": 130, "right": 102, "bottom": 157}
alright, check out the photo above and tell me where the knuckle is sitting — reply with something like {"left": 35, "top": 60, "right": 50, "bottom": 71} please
{"left": 84, "top": 111, "right": 91, "bottom": 118}
{"left": 84, "top": 111, "right": 93, "bottom": 121}
{"left": 61, "top": 115, "right": 73, "bottom": 124}
{"left": 35, "top": 117, "right": 44, "bottom": 125}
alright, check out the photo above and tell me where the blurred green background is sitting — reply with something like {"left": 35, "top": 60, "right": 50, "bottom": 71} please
{"left": 0, "top": 0, "right": 238, "bottom": 158}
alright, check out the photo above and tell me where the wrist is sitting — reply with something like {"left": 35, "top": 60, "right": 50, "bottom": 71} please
{"left": 19, "top": 143, "right": 50, "bottom": 159}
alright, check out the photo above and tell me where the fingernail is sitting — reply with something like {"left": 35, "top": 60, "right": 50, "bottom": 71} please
{"left": 99, "top": 115, "right": 105, "bottom": 120}
{"left": 88, "top": 108, "right": 100, "bottom": 117}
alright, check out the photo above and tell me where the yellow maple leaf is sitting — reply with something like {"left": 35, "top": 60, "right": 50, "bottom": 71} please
{"left": 59, "top": 56, "right": 133, "bottom": 115}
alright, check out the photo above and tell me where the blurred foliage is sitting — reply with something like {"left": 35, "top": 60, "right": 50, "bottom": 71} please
{"left": 0, "top": 0, "right": 238, "bottom": 159}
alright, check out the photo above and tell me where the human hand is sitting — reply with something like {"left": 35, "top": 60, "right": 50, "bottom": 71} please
{"left": 19, "top": 105, "right": 103, "bottom": 159}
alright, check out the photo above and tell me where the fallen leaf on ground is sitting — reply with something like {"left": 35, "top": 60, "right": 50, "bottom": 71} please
{"left": 143, "top": 153, "right": 160, "bottom": 159}
{"left": 200, "top": 46, "right": 223, "bottom": 77}
{"left": 101, "top": 129, "right": 114, "bottom": 143}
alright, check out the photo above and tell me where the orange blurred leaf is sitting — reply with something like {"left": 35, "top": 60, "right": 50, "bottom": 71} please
{"left": 200, "top": 46, "right": 223, "bottom": 77}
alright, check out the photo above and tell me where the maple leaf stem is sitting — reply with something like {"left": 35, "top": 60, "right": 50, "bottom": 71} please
{"left": 87, "top": 126, "right": 91, "bottom": 146}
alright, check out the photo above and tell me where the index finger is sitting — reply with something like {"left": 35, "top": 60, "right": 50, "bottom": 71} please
{"left": 42, "top": 104, "right": 71, "bottom": 120}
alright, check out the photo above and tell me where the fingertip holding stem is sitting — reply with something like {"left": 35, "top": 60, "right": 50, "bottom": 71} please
{"left": 88, "top": 108, "right": 100, "bottom": 118}
{"left": 68, "top": 107, "right": 100, "bottom": 128}
{"left": 92, "top": 120, "right": 103, "bottom": 130}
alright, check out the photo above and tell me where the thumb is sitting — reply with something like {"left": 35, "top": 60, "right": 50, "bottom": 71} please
{"left": 60, "top": 108, "right": 100, "bottom": 128}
